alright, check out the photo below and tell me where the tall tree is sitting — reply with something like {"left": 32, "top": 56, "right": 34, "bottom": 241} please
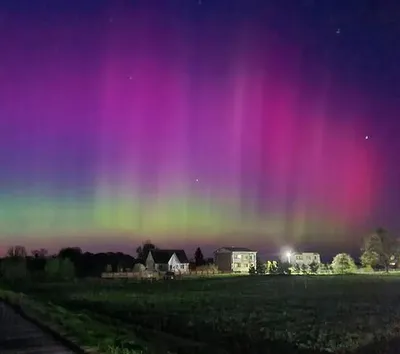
{"left": 58, "top": 247, "right": 83, "bottom": 276}
{"left": 58, "top": 247, "right": 82, "bottom": 260}
{"left": 362, "top": 227, "right": 399, "bottom": 272}
{"left": 136, "top": 240, "right": 156, "bottom": 261}
{"left": 194, "top": 247, "right": 205, "bottom": 266}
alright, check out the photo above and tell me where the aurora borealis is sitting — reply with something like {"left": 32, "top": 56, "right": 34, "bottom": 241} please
{"left": 0, "top": 1, "right": 398, "bottom": 254}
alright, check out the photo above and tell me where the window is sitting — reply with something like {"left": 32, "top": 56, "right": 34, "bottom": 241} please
{"left": 234, "top": 262, "right": 241, "bottom": 268}
{"left": 296, "top": 255, "right": 302, "bottom": 260}
{"left": 243, "top": 264, "right": 248, "bottom": 268}
{"left": 235, "top": 254, "right": 242, "bottom": 259}
{"left": 180, "top": 264, "right": 184, "bottom": 269}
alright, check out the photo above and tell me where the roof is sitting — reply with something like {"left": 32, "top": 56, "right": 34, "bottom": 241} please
{"left": 150, "top": 250, "right": 189, "bottom": 264}
{"left": 295, "top": 252, "right": 320, "bottom": 256}
{"left": 215, "top": 247, "right": 255, "bottom": 253}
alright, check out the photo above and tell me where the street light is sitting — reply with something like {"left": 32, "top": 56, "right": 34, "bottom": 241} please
{"left": 285, "top": 251, "right": 292, "bottom": 264}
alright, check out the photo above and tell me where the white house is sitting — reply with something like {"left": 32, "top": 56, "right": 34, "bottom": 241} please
{"left": 214, "top": 247, "right": 257, "bottom": 273}
{"left": 288, "top": 252, "right": 321, "bottom": 266}
{"left": 146, "top": 249, "right": 190, "bottom": 274}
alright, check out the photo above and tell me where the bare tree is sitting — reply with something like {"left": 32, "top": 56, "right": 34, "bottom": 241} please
{"left": 7, "top": 245, "right": 27, "bottom": 258}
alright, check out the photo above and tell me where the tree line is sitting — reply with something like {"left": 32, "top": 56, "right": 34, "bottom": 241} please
{"left": 253, "top": 227, "right": 399, "bottom": 275}
{"left": 0, "top": 240, "right": 213, "bottom": 282}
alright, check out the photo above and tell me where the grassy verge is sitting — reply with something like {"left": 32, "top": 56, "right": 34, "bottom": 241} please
{"left": 0, "top": 289, "right": 148, "bottom": 354}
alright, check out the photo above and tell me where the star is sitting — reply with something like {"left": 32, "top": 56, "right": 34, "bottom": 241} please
{"left": 128, "top": 76, "right": 133, "bottom": 80}
{"left": 195, "top": 178, "right": 199, "bottom": 182}
{"left": 365, "top": 135, "right": 369, "bottom": 140}
{"left": 336, "top": 28, "right": 341, "bottom": 34}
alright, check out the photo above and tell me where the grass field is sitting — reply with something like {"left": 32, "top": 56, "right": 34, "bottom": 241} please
{"left": 3, "top": 275, "right": 400, "bottom": 354}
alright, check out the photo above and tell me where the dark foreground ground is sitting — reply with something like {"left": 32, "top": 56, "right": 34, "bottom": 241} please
{"left": 0, "top": 301, "right": 77, "bottom": 354}
{"left": 3, "top": 275, "right": 400, "bottom": 354}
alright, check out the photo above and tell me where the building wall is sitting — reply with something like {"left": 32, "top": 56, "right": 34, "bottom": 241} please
{"left": 292, "top": 253, "right": 321, "bottom": 266}
{"left": 145, "top": 252, "right": 155, "bottom": 271}
{"left": 156, "top": 263, "right": 168, "bottom": 272}
{"left": 214, "top": 252, "right": 232, "bottom": 272}
{"left": 167, "top": 253, "right": 189, "bottom": 273}
{"left": 231, "top": 251, "right": 257, "bottom": 273}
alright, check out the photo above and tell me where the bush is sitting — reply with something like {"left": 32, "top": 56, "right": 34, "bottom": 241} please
{"left": 0, "top": 258, "right": 27, "bottom": 281}
{"left": 256, "top": 259, "right": 266, "bottom": 274}
{"left": 249, "top": 266, "right": 256, "bottom": 275}
{"left": 317, "top": 263, "right": 332, "bottom": 274}
{"left": 291, "top": 263, "right": 301, "bottom": 274}
{"left": 309, "top": 262, "right": 319, "bottom": 274}
{"left": 266, "top": 260, "right": 278, "bottom": 274}
{"left": 45, "top": 258, "right": 75, "bottom": 280}
{"left": 300, "top": 264, "right": 309, "bottom": 275}
{"left": 331, "top": 253, "right": 357, "bottom": 274}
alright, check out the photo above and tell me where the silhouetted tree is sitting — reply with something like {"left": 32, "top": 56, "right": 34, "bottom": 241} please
{"left": 58, "top": 247, "right": 82, "bottom": 260}
{"left": 136, "top": 240, "right": 156, "bottom": 262}
{"left": 249, "top": 265, "right": 256, "bottom": 275}
{"left": 31, "top": 248, "right": 48, "bottom": 258}
{"left": 27, "top": 249, "right": 48, "bottom": 276}
{"left": 256, "top": 257, "right": 265, "bottom": 274}
{"left": 7, "top": 245, "right": 27, "bottom": 258}
{"left": 194, "top": 247, "right": 205, "bottom": 266}
{"left": 1, "top": 248, "right": 27, "bottom": 281}
{"left": 362, "top": 228, "right": 399, "bottom": 272}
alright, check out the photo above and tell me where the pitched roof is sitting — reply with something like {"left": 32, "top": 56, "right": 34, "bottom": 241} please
{"left": 150, "top": 250, "right": 189, "bottom": 264}
{"left": 215, "top": 247, "right": 255, "bottom": 253}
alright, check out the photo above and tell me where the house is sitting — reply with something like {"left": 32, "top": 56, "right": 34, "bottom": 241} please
{"left": 288, "top": 252, "right": 321, "bottom": 266}
{"left": 214, "top": 247, "right": 257, "bottom": 273}
{"left": 146, "top": 249, "right": 190, "bottom": 274}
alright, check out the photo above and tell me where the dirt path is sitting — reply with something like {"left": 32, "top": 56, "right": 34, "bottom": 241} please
{"left": 0, "top": 301, "right": 77, "bottom": 354}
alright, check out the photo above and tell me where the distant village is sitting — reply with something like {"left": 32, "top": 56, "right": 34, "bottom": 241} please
{"left": 101, "top": 243, "right": 322, "bottom": 279}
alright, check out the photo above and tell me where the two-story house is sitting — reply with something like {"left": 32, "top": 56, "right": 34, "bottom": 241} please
{"left": 289, "top": 252, "right": 321, "bottom": 266}
{"left": 214, "top": 247, "right": 257, "bottom": 273}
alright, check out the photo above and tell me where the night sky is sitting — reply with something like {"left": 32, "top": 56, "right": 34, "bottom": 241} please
{"left": 0, "top": 0, "right": 399, "bottom": 257}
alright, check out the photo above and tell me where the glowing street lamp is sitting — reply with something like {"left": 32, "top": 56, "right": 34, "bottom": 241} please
{"left": 285, "top": 251, "right": 292, "bottom": 263}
